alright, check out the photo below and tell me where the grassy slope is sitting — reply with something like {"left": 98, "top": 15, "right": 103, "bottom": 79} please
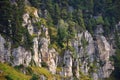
{"left": 0, "top": 63, "right": 64, "bottom": 80}
{"left": 0, "top": 63, "right": 61, "bottom": 80}
{"left": 31, "top": 67, "right": 53, "bottom": 80}
{"left": 0, "top": 63, "right": 31, "bottom": 80}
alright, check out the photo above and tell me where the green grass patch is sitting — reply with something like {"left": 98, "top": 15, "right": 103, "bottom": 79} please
{"left": 0, "top": 62, "right": 31, "bottom": 80}
{"left": 31, "top": 67, "right": 53, "bottom": 80}
{"left": 95, "top": 16, "right": 104, "bottom": 25}
{"left": 79, "top": 71, "right": 92, "bottom": 80}
{"left": 56, "top": 67, "right": 62, "bottom": 73}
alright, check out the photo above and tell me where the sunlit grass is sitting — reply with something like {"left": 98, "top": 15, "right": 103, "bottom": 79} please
{"left": 31, "top": 67, "right": 53, "bottom": 80}
{"left": 0, "top": 62, "right": 31, "bottom": 80}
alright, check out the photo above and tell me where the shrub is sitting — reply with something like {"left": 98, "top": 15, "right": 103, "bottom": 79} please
{"left": 81, "top": 38, "right": 88, "bottom": 49}
{"left": 41, "top": 62, "right": 48, "bottom": 68}
{"left": 95, "top": 16, "right": 104, "bottom": 25}
{"left": 5, "top": 75, "right": 13, "bottom": 80}
{"left": 30, "top": 74, "right": 39, "bottom": 80}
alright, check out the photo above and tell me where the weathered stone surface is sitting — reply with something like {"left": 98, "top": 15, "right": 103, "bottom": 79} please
{"left": 96, "top": 35, "right": 114, "bottom": 78}
{"left": 0, "top": 35, "right": 11, "bottom": 63}
{"left": 22, "top": 13, "right": 34, "bottom": 35}
{"left": 71, "top": 30, "right": 114, "bottom": 79}
{"left": 40, "top": 38, "right": 49, "bottom": 62}
{"left": 39, "top": 38, "right": 58, "bottom": 74}
{"left": 0, "top": 35, "right": 6, "bottom": 63}
{"left": 12, "top": 46, "right": 31, "bottom": 66}
{"left": 33, "top": 37, "right": 41, "bottom": 67}
{"left": 48, "top": 48, "right": 58, "bottom": 74}
{"left": 63, "top": 50, "right": 73, "bottom": 77}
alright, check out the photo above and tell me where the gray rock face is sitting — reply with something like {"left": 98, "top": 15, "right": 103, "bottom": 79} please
{"left": 12, "top": 46, "right": 31, "bottom": 66}
{"left": 0, "top": 35, "right": 6, "bottom": 62}
{"left": 72, "top": 31, "right": 95, "bottom": 77}
{"left": 23, "top": 11, "right": 43, "bottom": 67}
{"left": 22, "top": 9, "right": 58, "bottom": 74}
{"left": 39, "top": 38, "right": 58, "bottom": 74}
{"left": 71, "top": 30, "right": 114, "bottom": 79}
{"left": 96, "top": 35, "right": 114, "bottom": 78}
{"left": 33, "top": 38, "right": 41, "bottom": 67}
{"left": 48, "top": 48, "right": 58, "bottom": 74}
{"left": 40, "top": 38, "right": 49, "bottom": 62}
{"left": 22, "top": 13, "right": 34, "bottom": 35}
{"left": 0, "top": 35, "right": 11, "bottom": 63}
{"left": 63, "top": 50, "right": 73, "bottom": 77}
{"left": 0, "top": 34, "right": 31, "bottom": 66}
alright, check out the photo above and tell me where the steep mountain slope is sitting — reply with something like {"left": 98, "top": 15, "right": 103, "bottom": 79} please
{"left": 0, "top": 0, "right": 120, "bottom": 80}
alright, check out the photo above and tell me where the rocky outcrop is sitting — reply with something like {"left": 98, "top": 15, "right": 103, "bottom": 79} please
{"left": 12, "top": 46, "right": 31, "bottom": 66}
{"left": 33, "top": 38, "right": 41, "bottom": 67}
{"left": 39, "top": 38, "right": 49, "bottom": 62}
{"left": 63, "top": 50, "right": 73, "bottom": 77}
{"left": 71, "top": 29, "right": 114, "bottom": 79}
{"left": 40, "top": 38, "right": 58, "bottom": 74}
{"left": 0, "top": 35, "right": 11, "bottom": 63}
{"left": 48, "top": 48, "right": 58, "bottom": 74}
{"left": 72, "top": 31, "right": 95, "bottom": 76}
{"left": 95, "top": 35, "right": 114, "bottom": 78}
{"left": 0, "top": 26, "right": 114, "bottom": 79}
{"left": 22, "top": 9, "right": 42, "bottom": 67}
{"left": 22, "top": 6, "right": 58, "bottom": 74}
{"left": 0, "top": 35, "right": 32, "bottom": 66}
{"left": 22, "top": 13, "right": 34, "bottom": 35}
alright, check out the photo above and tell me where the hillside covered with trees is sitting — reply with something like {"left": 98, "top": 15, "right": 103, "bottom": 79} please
{"left": 0, "top": 0, "right": 120, "bottom": 80}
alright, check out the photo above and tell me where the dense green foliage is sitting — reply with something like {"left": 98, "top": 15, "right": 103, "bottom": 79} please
{"left": 1, "top": 0, "right": 120, "bottom": 49}
{"left": 0, "top": 0, "right": 33, "bottom": 49}
{"left": 30, "top": 74, "right": 39, "bottom": 80}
